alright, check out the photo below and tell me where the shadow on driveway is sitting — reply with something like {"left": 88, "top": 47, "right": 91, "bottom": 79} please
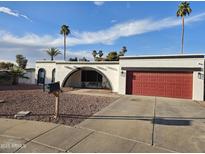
{"left": 154, "top": 118, "right": 191, "bottom": 126}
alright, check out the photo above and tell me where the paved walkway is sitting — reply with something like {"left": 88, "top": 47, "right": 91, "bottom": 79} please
{"left": 66, "top": 88, "right": 120, "bottom": 98}
{"left": 0, "top": 95, "right": 205, "bottom": 152}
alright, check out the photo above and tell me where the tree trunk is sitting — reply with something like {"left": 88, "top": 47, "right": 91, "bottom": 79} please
{"left": 181, "top": 16, "right": 185, "bottom": 54}
{"left": 12, "top": 76, "right": 18, "bottom": 85}
{"left": 51, "top": 56, "right": 53, "bottom": 61}
{"left": 64, "top": 34, "right": 66, "bottom": 61}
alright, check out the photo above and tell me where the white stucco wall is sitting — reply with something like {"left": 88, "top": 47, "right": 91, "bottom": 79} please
{"left": 119, "top": 56, "right": 204, "bottom": 101}
{"left": 193, "top": 71, "right": 204, "bottom": 101}
{"left": 36, "top": 61, "right": 120, "bottom": 92}
{"left": 35, "top": 61, "right": 56, "bottom": 84}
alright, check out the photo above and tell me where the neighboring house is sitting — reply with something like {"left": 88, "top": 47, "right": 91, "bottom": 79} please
{"left": 35, "top": 54, "right": 205, "bottom": 101}
{"left": 0, "top": 68, "right": 36, "bottom": 85}
{"left": 19, "top": 68, "right": 36, "bottom": 85}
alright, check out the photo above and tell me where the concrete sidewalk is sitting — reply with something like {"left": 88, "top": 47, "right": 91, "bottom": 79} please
{"left": 0, "top": 118, "right": 167, "bottom": 153}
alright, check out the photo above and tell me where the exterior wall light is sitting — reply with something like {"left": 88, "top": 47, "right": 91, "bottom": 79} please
{"left": 121, "top": 70, "right": 126, "bottom": 75}
{"left": 198, "top": 72, "right": 204, "bottom": 79}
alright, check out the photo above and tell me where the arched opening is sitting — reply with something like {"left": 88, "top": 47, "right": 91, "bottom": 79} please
{"left": 37, "top": 68, "right": 46, "bottom": 84}
{"left": 51, "top": 69, "right": 56, "bottom": 83}
{"left": 63, "top": 67, "right": 112, "bottom": 90}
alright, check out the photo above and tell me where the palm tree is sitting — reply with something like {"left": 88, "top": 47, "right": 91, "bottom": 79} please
{"left": 98, "top": 50, "right": 103, "bottom": 58}
{"left": 9, "top": 66, "right": 29, "bottom": 85}
{"left": 177, "top": 2, "right": 192, "bottom": 54}
{"left": 60, "top": 25, "right": 70, "bottom": 61}
{"left": 46, "top": 48, "right": 61, "bottom": 61}
{"left": 119, "top": 46, "right": 127, "bottom": 56}
{"left": 92, "top": 50, "right": 97, "bottom": 60}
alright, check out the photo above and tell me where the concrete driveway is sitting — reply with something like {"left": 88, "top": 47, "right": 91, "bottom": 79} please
{"left": 78, "top": 95, "right": 205, "bottom": 153}
{"left": 0, "top": 95, "right": 205, "bottom": 152}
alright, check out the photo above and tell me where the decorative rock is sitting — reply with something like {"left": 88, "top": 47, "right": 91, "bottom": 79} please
{"left": 14, "top": 111, "right": 31, "bottom": 118}
{"left": 0, "top": 100, "right": 5, "bottom": 103}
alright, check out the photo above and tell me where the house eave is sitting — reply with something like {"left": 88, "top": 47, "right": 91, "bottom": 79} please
{"left": 120, "top": 54, "right": 205, "bottom": 60}
{"left": 121, "top": 67, "right": 202, "bottom": 72}
{"left": 36, "top": 60, "right": 119, "bottom": 65}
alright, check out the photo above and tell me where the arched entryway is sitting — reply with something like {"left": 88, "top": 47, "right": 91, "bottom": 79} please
{"left": 62, "top": 67, "right": 112, "bottom": 90}
{"left": 37, "top": 68, "right": 46, "bottom": 84}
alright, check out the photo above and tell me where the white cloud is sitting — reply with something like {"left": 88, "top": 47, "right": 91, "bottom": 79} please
{"left": 0, "top": 6, "right": 32, "bottom": 21}
{"left": 69, "top": 12, "right": 205, "bottom": 46}
{"left": 93, "top": 1, "right": 104, "bottom": 6}
{"left": 1, "top": 12, "right": 205, "bottom": 48}
{"left": 68, "top": 50, "right": 93, "bottom": 59}
{"left": 0, "top": 31, "right": 60, "bottom": 47}
{"left": 0, "top": 46, "right": 93, "bottom": 67}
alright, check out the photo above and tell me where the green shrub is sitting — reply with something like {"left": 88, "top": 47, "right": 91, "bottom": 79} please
{"left": 0, "top": 71, "right": 13, "bottom": 85}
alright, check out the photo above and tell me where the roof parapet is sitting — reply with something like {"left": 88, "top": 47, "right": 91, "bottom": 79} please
{"left": 120, "top": 54, "right": 205, "bottom": 60}
{"left": 36, "top": 60, "right": 119, "bottom": 64}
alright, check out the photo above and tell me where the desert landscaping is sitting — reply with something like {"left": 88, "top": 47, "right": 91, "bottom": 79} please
{"left": 0, "top": 84, "right": 117, "bottom": 126}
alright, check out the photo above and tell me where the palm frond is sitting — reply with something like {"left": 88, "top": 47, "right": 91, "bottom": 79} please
{"left": 60, "top": 25, "right": 71, "bottom": 36}
{"left": 176, "top": 1, "right": 192, "bottom": 17}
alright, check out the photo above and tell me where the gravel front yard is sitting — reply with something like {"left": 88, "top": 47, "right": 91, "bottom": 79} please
{"left": 0, "top": 85, "right": 116, "bottom": 126}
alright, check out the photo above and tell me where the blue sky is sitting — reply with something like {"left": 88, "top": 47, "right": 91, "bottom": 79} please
{"left": 0, "top": 1, "right": 205, "bottom": 67}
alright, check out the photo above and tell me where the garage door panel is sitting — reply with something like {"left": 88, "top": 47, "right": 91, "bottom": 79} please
{"left": 126, "top": 71, "right": 193, "bottom": 99}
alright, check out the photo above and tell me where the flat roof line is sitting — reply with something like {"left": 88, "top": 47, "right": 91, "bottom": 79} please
{"left": 36, "top": 61, "right": 119, "bottom": 64}
{"left": 56, "top": 61, "right": 119, "bottom": 64}
{"left": 121, "top": 67, "right": 202, "bottom": 72}
{"left": 120, "top": 54, "right": 205, "bottom": 59}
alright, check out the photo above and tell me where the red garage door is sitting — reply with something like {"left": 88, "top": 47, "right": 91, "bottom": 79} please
{"left": 126, "top": 71, "right": 193, "bottom": 99}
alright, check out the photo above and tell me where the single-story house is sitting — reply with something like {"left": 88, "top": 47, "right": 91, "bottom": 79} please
{"left": 35, "top": 54, "right": 205, "bottom": 101}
